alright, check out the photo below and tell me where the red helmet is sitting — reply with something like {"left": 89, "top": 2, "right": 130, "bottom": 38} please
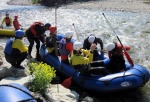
{"left": 49, "top": 26, "right": 57, "bottom": 33}
{"left": 14, "top": 16, "right": 18, "bottom": 19}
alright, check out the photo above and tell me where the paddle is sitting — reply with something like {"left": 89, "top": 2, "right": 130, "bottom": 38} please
{"left": 102, "top": 13, "right": 134, "bottom": 67}
{"left": 54, "top": 3, "right": 59, "bottom": 57}
{"left": 61, "top": 23, "right": 80, "bottom": 88}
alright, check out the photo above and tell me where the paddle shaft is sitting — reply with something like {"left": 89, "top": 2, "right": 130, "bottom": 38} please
{"left": 72, "top": 23, "right": 80, "bottom": 41}
{"left": 54, "top": 3, "right": 59, "bottom": 57}
{"left": 102, "top": 13, "right": 134, "bottom": 66}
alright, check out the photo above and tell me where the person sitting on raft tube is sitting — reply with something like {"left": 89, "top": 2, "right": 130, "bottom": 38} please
{"left": 83, "top": 34, "right": 104, "bottom": 61}
{"left": 106, "top": 42, "right": 130, "bottom": 73}
{"left": 70, "top": 42, "right": 109, "bottom": 75}
{"left": 4, "top": 30, "right": 28, "bottom": 69}
{"left": 13, "top": 16, "right": 22, "bottom": 30}
{"left": 25, "top": 22, "right": 51, "bottom": 61}
{"left": 0, "top": 13, "right": 12, "bottom": 28}
{"left": 46, "top": 26, "right": 59, "bottom": 57}
{"left": 59, "top": 31, "right": 74, "bottom": 64}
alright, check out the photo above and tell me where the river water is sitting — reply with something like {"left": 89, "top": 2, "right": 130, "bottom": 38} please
{"left": 0, "top": 0, "right": 150, "bottom": 101}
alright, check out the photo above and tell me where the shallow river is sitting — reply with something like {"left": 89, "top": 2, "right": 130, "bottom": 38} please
{"left": 0, "top": 0, "right": 150, "bottom": 101}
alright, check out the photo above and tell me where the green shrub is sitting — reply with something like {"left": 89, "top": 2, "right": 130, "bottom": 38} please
{"left": 28, "top": 62, "right": 56, "bottom": 95}
{"left": 32, "top": 0, "right": 40, "bottom": 4}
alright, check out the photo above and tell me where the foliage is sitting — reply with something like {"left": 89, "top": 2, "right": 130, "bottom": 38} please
{"left": 32, "top": 0, "right": 40, "bottom": 4}
{"left": 28, "top": 62, "right": 56, "bottom": 95}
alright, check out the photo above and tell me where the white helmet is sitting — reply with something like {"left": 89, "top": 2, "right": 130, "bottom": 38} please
{"left": 106, "top": 43, "right": 115, "bottom": 51}
{"left": 73, "top": 42, "right": 83, "bottom": 51}
{"left": 64, "top": 31, "right": 74, "bottom": 38}
{"left": 88, "top": 35, "right": 95, "bottom": 43}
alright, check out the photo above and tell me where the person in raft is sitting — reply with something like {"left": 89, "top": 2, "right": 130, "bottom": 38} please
{"left": 0, "top": 13, "right": 12, "bottom": 28}
{"left": 106, "top": 42, "right": 130, "bottom": 73}
{"left": 70, "top": 41, "right": 109, "bottom": 75}
{"left": 13, "top": 16, "right": 22, "bottom": 30}
{"left": 4, "top": 30, "right": 28, "bottom": 69}
{"left": 46, "top": 26, "right": 59, "bottom": 57}
{"left": 59, "top": 31, "right": 74, "bottom": 64}
{"left": 25, "top": 22, "right": 51, "bottom": 61}
{"left": 83, "top": 34, "right": 104, "bottom": 61}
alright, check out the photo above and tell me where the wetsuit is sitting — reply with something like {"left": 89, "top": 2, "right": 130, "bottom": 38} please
{"left": 83, "top": 36, "right": 103, "bottom": 61}
{"left": 4, "top": 38, "right": 28, "bottom": 68}
{"left": 25, "top": 22, "right": 45, "bottom": 59}
{"left": 108, "top": 43, "right": 126, "bottom": 73}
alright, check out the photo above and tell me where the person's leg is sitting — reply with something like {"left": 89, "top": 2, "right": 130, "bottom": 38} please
{"left": 5, "top": 54, "right": 16, "bottom": 66}
{"left": 15, "top": 52, "right": 27, "bottom": 68}
{"left": 26, "top": 32, "right": 34, "bottom": 58}
{"left": 34, "top": 38, "right": 41, "bottom": 61}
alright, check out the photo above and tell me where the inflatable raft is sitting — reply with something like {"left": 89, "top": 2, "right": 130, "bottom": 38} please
{"left": 0, "top": 26, "right": 26, "bottom": 37}
{"left": 0, "top": 83, "right": 36, "bottom": 102}
{"left": 40, "top": 44, "right": 150, "bottom": 94}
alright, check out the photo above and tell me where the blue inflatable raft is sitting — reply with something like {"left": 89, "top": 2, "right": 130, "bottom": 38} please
{"left": 0, "top": 83, "right": 36, "bottom": 102}
{"left": 40, "top": 40, "right": 150, "bottom": 94}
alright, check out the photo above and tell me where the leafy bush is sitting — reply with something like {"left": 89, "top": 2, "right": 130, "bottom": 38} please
{"left": 28, "top": 62, "right": 56, "bottom": 95}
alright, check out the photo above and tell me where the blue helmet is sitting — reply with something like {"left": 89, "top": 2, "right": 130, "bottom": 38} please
{"left": 15, "top": 30, "right": 24, "bottom": 38}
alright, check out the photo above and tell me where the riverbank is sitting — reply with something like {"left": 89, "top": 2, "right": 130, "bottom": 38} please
{"left": 7, "top": 0, "right": 150, "bottom": 13}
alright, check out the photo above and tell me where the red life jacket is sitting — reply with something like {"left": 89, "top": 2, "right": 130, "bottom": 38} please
{"left": 13, "top": 19, "right": 20, "bottom": 30}
{"left": 30, "top": 22, "right": 44, "bottom": 36}
{"left": 5, "top": 17, "right": 11, "bottom": 26}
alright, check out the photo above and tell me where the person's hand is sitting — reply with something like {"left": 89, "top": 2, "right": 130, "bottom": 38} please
{"left": 101, "top": 49, "right": 104, "bottom": 53}
{"left": 90, "top": 43, "right": 96, "bottom": 52}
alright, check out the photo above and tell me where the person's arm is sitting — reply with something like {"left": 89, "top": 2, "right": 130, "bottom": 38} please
{"left": 9, "top": 18, "right": 12, "bottom": 26}
{"left": 36, "top": 25, "right": 46, "bottom": 43}
{"left": 97, "top": 38, "right": 103, "bottom": 51}
{"left": 83, "top": 38, "right": 88, "bottom": 49}
{"left": 1, "top": 18, "right": 5, "bottom": 26}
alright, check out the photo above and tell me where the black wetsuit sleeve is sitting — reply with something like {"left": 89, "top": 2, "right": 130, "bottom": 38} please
{"left": 97, "top": 38, "right": 103, "bottom": 50}
{"left": 83, "top": 37, "right": 89, "bottom": 49}
{"left": 35, "top": 25, "right": 45, "bottom": 43}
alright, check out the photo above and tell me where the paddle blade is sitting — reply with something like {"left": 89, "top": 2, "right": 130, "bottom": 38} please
{"left": 124, "top": 51, "right": 134, "bottom": 67}
{"left": 61, "top": 77, "right": 72, "bottom": 88}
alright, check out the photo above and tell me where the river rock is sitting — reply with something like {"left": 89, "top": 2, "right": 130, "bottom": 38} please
{"left": 0, "top": 46, "right": 4, "bottom": 66}
{"left": 45, "top": 84, "right": 79, "bottom": 102}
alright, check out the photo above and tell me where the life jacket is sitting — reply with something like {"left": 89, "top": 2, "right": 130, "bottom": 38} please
{"left": 5, "top": 17, "right": 11, "bottom": 26}
{"left": 59, "top": 38, "right": 71, "bottom": 56}
{"left": 30, "top": 22, "right": 44, "bottom": 36}
{"left": 4, "top": 38, "right": 14, "bottom": 55}
{"left": 13, "top": 19, "right": 20, "bottom": 30}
